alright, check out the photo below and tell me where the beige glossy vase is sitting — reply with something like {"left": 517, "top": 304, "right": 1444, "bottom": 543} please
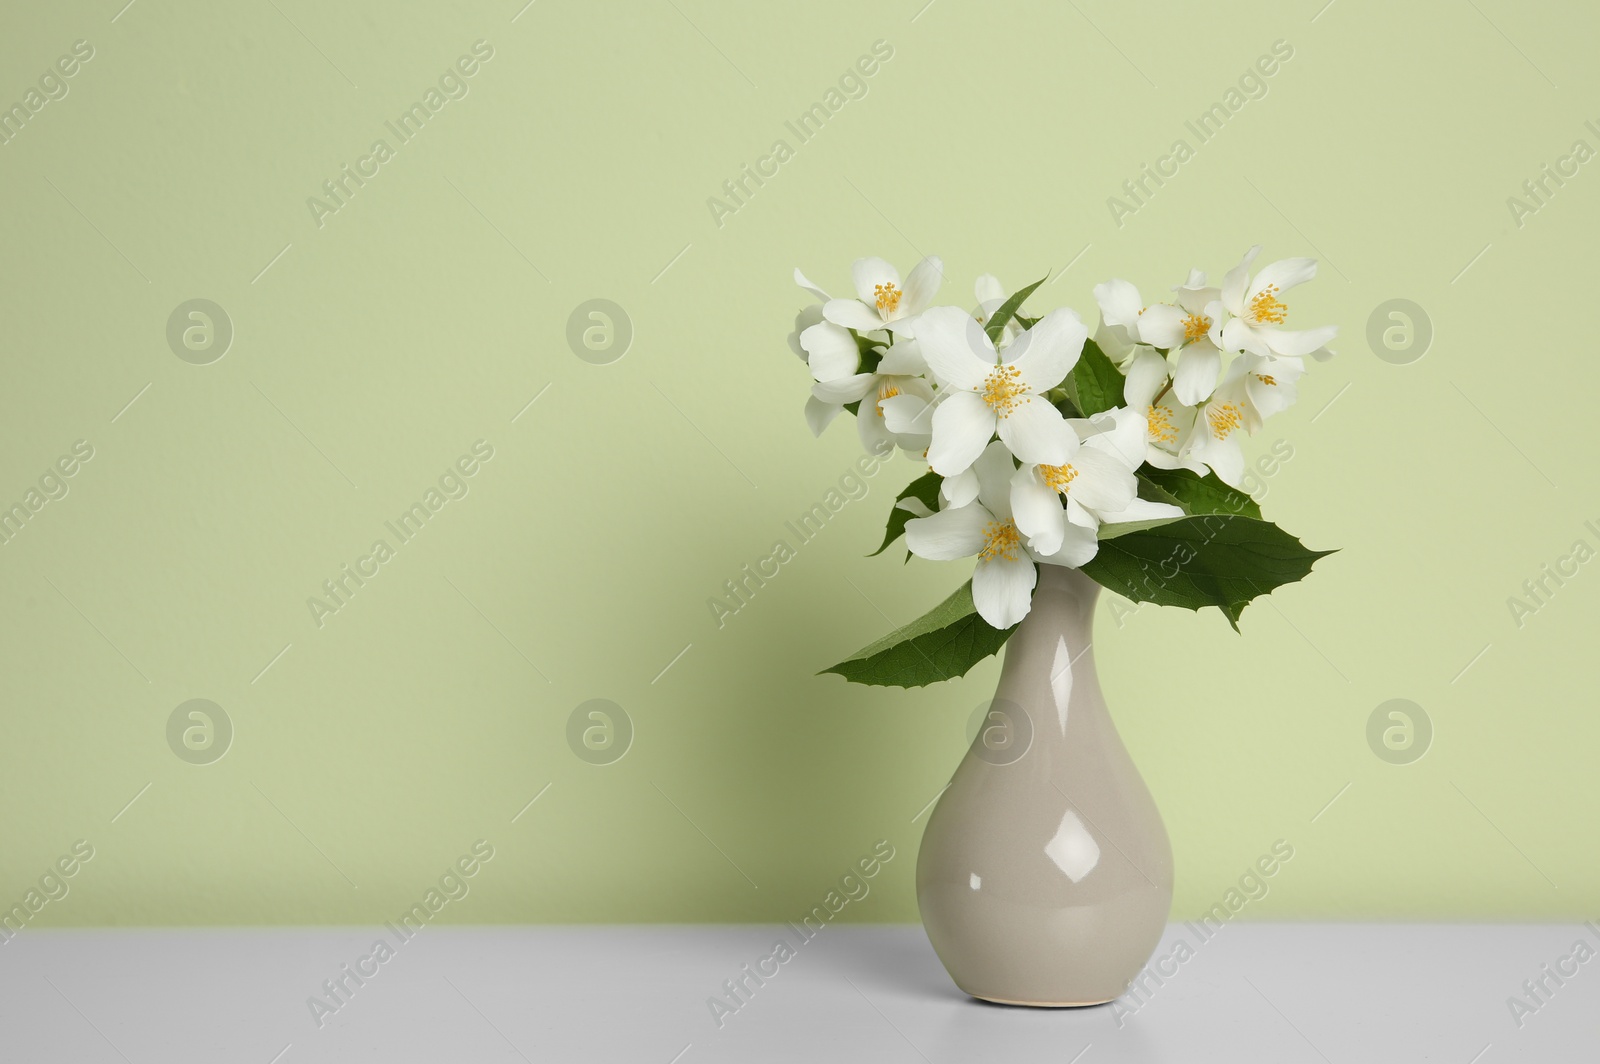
{"left": 916, "top": 564, "right": 1173, "bottom": 1006}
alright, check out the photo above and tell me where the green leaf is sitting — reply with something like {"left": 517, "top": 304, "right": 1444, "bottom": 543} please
{"left": 820, "top": 581, "right": 1016, "bottom": 688}
{"left": 1045, "top": 386, "right": 1082, "bottom": 419}
{"left": 1134, "top": 473, "right": 1184, "bottom": 509}
{"left": 870, "top": 470, "right": 942, "bottom": 557}
{"left": 1080, "top": 515, "right": 1335, "bottom": 631}
{"left": 1063, "top": 337, "right": 1125, "bottom": 417}
{"left": 1097, "top": 516, "right": 1187, "bottom": 539}
{"left": 1137, "top": 467, "right": 1262, "bottom": 519}
{"left": 983, "top": 276, "right": 1047, "bottom": 347}
{"left": 853, "top": 330, "right": 882, "bottom": 375}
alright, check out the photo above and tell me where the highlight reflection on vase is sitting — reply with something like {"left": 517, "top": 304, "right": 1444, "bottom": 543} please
{"left": 916, "top": 564, "right": 1174, "bottom": 1006}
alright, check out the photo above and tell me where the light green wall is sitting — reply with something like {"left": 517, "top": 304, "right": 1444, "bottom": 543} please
{"left": 1, "top": 0, "right": 1595, "bottom": 929}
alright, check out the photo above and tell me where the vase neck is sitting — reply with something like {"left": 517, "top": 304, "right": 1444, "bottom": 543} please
{"left": 1028, "top": 563, "right": 1100, "bottom": 637}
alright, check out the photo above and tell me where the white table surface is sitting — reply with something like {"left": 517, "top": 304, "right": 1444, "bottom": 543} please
{"left": 0, "top": 923, "right": 1592, "bottom": 1062}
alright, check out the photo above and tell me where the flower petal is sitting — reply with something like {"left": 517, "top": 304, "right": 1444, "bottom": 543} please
{"left": 1246, "top": 368, "right": 1299, "bottom": 419}
{"left": 874, "top": 339, "right": 928, "bottom": 376}
{"left": 1065, "top": 496, "right": 1099, "bottom": 530}
{"left": 905, "top": 502, "right": 991, "bottom": 561}
{"left": 811, "top": 372, "right": 875, "bottom": 404}
{"left": 1171, "top": 344, "right": 1222, "bottom": 406}
{"left": 1188, "top": 431, "right": 1245, "bottom": 487}
{"left": 972, "top": 550, "right": 1037, "bottom": 628}
{"left": 1007, "top": 308, "right": 1087, "bottom": 393}
{"left": 1144, "top": 446, "right": 1206, "bottom": 472}
{"left": 1247, "top": 257, "right": 1317, "bottom": 302}
{"left": 1221, "top": 315, "right": 1271, "bottom": 357}
{"left": 973, "top": 440, "right": 1019, "bottom": 518}
{"left": 974, "top": 273, "right": 1004, "bottom": 305}
{"left": 901, "top": 256, "right": 945, "bottom": 315}
{"left": 1220, "top": 245, "right": 1262, "bottom": 316}
{"left": 788, "top": 304, "right": 824, "bottom": 360}
{"left": 880, "top": 392, "right": 934, "bottom": 435}
{"left": 941, "top": 465, "right": 979, "bottom": 508}
{"left": 1094, "top": 320, "right": 1137, "bottom": 365}
{"left": 800, "top": 321, "right": 861, "bottom": 382}
{"left": 851, "top": 257, "right": 900, "bottom": 305}
{"left": 822, "top": 298, "right": 885, "bottom": 334}
{"left": 1262, "top": 324, "right": 1339, "bottom": 358}
{"left": 1136, "top": 303, "right": 1187, "bottom": 349}
{"left": 1029, "top": 520, "right": 1099, "bottom": 569}
{"left": 928, "top": 390, "right": 996, "bottom": 476}
{"left": 1063, "top": 447, "right": 1136, "bottom": 512}
{"left": 793, "top": 267, "right": 830, "bottom": 304}
{"left": 1010, "top": 465, "right": 1065, "bottom": 556}
{"left": 1093, "top": 279, "right": 1143, "bottom": 329}
{"left": 1173, "top": 278, "right": 1220, "bottom": 315}
{"left": 1080, "top": 407, "right": 1149, "bottom": 470}
{"left": 1123, "top": 348, "right": 1171, "bottom": 409}
{"left": 856, "top": 401, "right": 896, "bottom": 453}
{"left": 804, "top": 395, "right": 843, "bottom": 438}
{"left": 995, "top": 397, "right": 1070, "bottom": 467}
{"left": 917, "top": 306, "right": 996, "bottom": 390}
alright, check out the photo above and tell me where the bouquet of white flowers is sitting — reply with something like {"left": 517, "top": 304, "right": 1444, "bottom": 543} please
{"left": 787, "top": 248, "right": 1337, "bottom": 687}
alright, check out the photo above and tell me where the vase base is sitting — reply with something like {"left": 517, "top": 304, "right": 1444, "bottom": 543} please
{"left": 970, "top": 993, "right": 1115, "bottom": 1009}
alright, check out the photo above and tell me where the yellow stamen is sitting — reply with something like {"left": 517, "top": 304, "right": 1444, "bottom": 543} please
{"left": 1254, "top": 373, "right": 1276, "bottom": 386}
{"left": 978, "top": 520, "right": 1022, "bottom": 563}
{"left": 1249, "top": 284, "right": 1287, "bottom": 325}
{"left": 1183, "top": 312, "right": 1212, "bottom": 342}
{"left": 875, "top": 384, "right": 901, "bottom": 416}
{"left": 1147, "top": 404, "right": 1177, "bottom": 445}
{"left": 874, "top": 282, "right": 903, "bottom": 317}
{"left": 981, "top": 365, "right": 1028, "bottom": 418}
{"left": 1207, "top": 402, "right": 1244, "bottom": 440}
{"left": 1040, "top": 462, "right": 1078, "bottom": 495}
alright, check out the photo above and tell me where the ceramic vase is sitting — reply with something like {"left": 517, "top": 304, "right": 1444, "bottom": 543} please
{"left": 916, "top": 564, "right": 1173, "bottom": 1006}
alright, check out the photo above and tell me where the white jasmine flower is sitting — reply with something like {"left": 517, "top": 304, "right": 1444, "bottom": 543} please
{"left": 1009, "top": 420, "right": 1140, "bottom": 555}
{"left": 797, "top": 317, "right": 865, "bottom": 437}
{"left": 1218, "top": 247, "right": 1338, "bottom": 359}
{"left": 1236, "top": 351, "right": 1303, "bottom": 423}
{"left": 822, "top": 256, "right": 944, "bottom": 336}
{"left": 916, "top": 306, "right": 1087, "bottom": 477}
{"left": 1137, "top": 269, "right": 1229, "bottom": 406}
{"left": 1181, "top": 363, "right": 1255, "bottom": 487}
{"left": 1091, "top": 278, "right": 1155, "bottom": 366}
{"left": 798, "top": 320, "right": 861, "bottom": 384}
{"left": 1123, "top": 349, "right": 1206, "bottom": 474}
{"left": 810, "top": 341, "right": 936, "bottom": 454}
{"left": 787, "top": 266, "right": 832, "bottom": 362}
{"left": 904, "top": 442, "right": 1098, "bottom": 629}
